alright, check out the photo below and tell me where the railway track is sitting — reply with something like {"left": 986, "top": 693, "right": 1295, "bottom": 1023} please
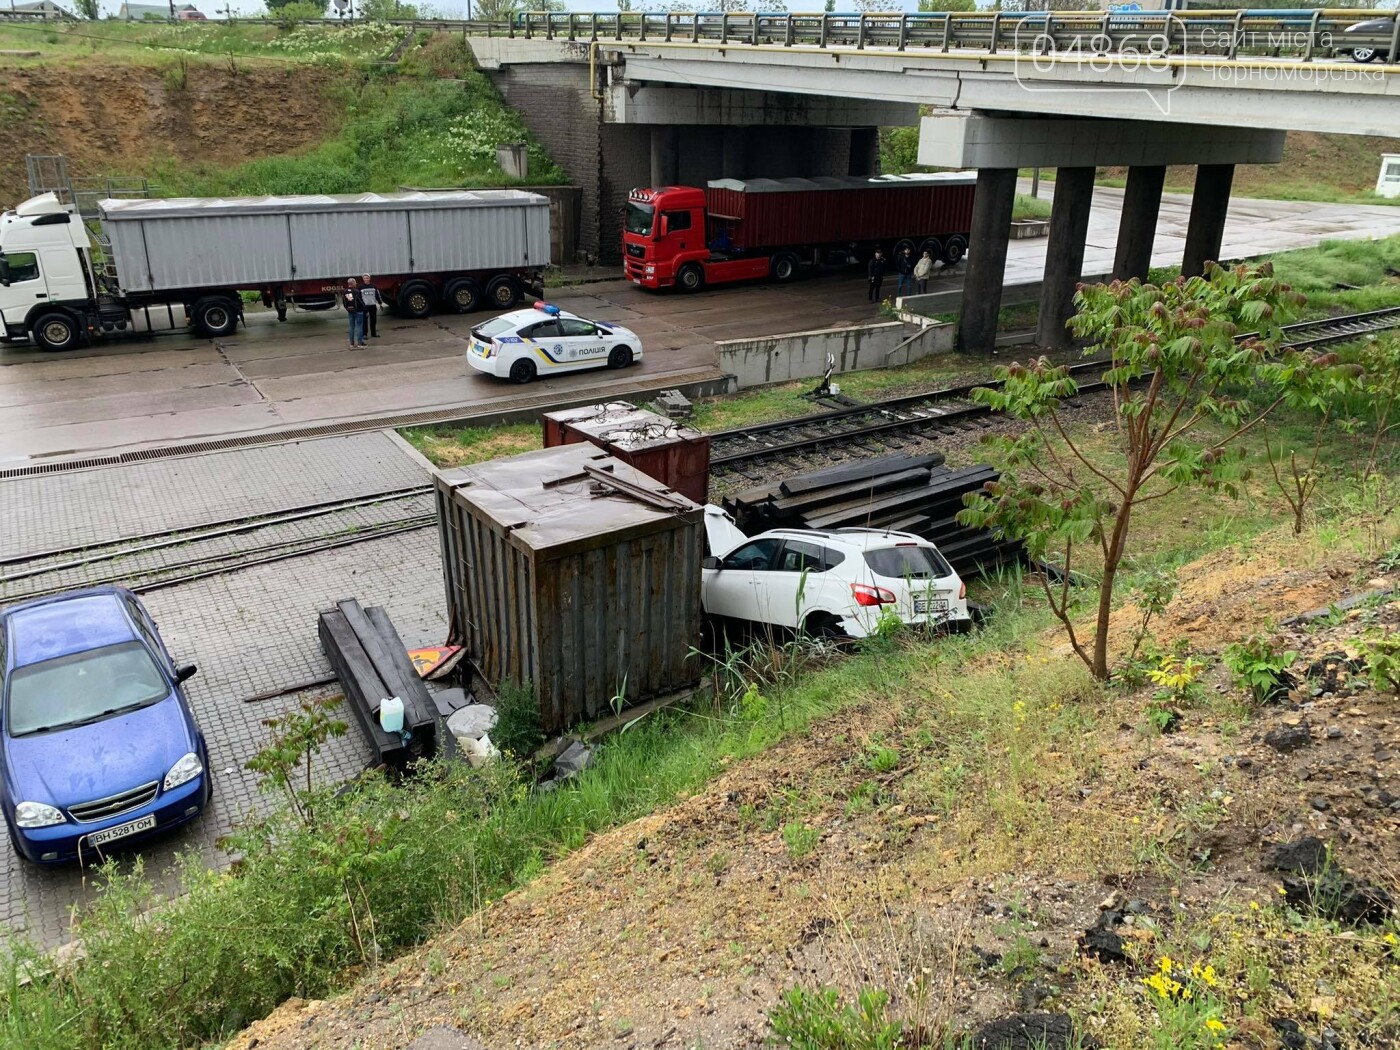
{"left": 0, "top": 486, "right": 436, "bottom": 604}
{"left": 710, "top": 308, "right": 1400, "bottom": 478}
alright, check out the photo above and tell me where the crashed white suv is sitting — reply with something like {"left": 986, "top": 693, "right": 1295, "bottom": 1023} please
{"left": 702, "top": 505, "right": 969, "bottom": 639}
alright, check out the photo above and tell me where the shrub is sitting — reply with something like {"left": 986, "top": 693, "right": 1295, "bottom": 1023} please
{"left": 1222, "top": 635, "right": 1298, "bottom": 703}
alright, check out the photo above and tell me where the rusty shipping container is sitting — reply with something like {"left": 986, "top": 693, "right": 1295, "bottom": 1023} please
{"left": 436, "top": 443, "right": 704, "bottom": 733}
{"left": 703, "top": 173, "right": 977, "bottom": 252}
{"left": 540, "top": 402, "right": 711, "bottom": 506}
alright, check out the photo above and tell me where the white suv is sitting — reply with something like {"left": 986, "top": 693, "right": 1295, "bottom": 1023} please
{"left": 702, "top": 506, "right": 969, "bottom": 639}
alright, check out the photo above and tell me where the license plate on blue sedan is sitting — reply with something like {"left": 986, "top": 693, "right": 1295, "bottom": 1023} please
{"left": 913, "top": 597, "right": 949, "bottom": 616}
{"left": 86, "top": 813, "right": 156, "bottom": 848}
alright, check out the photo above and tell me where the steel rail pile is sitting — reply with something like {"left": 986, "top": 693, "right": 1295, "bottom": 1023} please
{"left": 722, "top": 452, "right": 1022, "bottom": 580}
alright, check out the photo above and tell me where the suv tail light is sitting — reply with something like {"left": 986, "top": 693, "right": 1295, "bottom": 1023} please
{"left": 851, "top": 583, "right": 897, "bottom": 607}
{"left": 958, "top": 580, "right": 966, "bottom": 600}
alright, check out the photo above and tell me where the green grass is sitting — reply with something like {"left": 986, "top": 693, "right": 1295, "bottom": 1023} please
{"left": 1011, "top": 193, "right": 1051, "bottom": 222}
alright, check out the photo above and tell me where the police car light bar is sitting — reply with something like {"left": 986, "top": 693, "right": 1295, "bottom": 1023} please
{"left": 533, "top": 301, "right": 560, "bottom": 315}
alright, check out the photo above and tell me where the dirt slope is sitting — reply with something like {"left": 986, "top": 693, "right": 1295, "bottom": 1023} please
{"left": 226, "top": 534, "right": 1400, "bottom": 1050}
{"left": 0, "top": 63, "right": 338, "bottom": 208}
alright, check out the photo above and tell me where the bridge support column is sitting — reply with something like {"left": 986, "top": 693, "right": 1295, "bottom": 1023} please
{"left": 849, "top": 127, "right": 879, "bottom": 176}
{"left": 956, "top": 167, "right": 1018, "bottom": 355}
{"left": 721, "top": 127, "right": 745, "bottom": 179}
{"left": 650, "top": 127, "right": 679, "bottom": 188}
{"left": 1111, "top": 164, "right": 1166, "bottom": 283}
{"left": 1036, "top": 167, "right": 1096, "bottom": 350}
{"left": 1182, "top": 163, "right": 1235, "bottom": 278}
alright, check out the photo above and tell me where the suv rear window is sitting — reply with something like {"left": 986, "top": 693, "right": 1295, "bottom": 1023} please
{"left": 864, "top": 545, "right": 953, "bottom": 581}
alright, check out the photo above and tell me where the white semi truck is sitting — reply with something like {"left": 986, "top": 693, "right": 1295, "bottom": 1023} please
{"left": 0, "top": 189, "right": 551, "bottom": 351}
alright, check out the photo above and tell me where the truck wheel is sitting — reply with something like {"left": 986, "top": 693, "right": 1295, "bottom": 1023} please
{"left": 396, "top": 281, "right": 435, "bottom": 319}
{"left": 445, "top": 278, "right": 483, "bottom": 314}
{"left": 677, "top": 264, "right": 704, "bottom": 293}
{"left": 509, "top": 359, "right": 536, "bottom": 384}
{"left": 191, "top": 296, "right": 239, "bottom": 338}
{"left": 30, "top": 311, "right": 79, "bottom": 352}
{"left": 485, "top": 275, "right": 521, "bottom": 310}
{"left": 942, "top": 236, "right": 968, "bottom": 266}
{"left": 607, "top": 345, "right": 633, "bottom": 369}
{"left": 771, "top": 253, "right": 800, "bottom": 283}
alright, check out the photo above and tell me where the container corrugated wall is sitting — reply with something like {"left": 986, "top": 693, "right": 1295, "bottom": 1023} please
{"left": 110, "top": 214, "right": 294, "bottom": 294}
{"left": 288, "top": 211, "right": 413, "bottom": 278}
{"left": 409, "top": 201, "right": 550, "bottom": 273}
{"left": 706, "top": 182, "right": 976, "bottom": 252}
{"left": 102, "top": 194, "right": 551, "bottom": 294}
{"left": 436, "top": 469, "right": 703, "bottom": 734}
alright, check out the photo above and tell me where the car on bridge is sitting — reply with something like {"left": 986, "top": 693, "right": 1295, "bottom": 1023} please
{"left": 1336, "top": 19, "right": 1392, "bottom": 63}
{"left": 466, "top": 301, "right": 643, "bottom": 384}
{"left": 701, "top": 506, "right": 970, "bottom": 640}
{"left": 0, "top": 586, "right": 211, "bottom": 865}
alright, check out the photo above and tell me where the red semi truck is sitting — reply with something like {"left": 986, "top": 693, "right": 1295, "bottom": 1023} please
{"left": 622, "top": 173, "right": 977, "bottom": 292}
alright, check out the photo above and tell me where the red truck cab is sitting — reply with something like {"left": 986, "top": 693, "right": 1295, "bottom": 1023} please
{"left": 624, "top": 186, "right": 772, "bottom": 292}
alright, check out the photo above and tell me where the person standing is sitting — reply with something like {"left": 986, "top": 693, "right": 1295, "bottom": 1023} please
{"left": 914, "top": 250, "right": 935, "bottom": 295}
{"left": 895, "top": 245, "right": 915, "bottom": 299}
{"left": 360, "top": 274, "right": 380, "bottom": 339}
{"left": 343, "top": 277, "right": 366, "bottom": 349}
{"left": 867, "top": 249, "right": 886, "bottom": 303}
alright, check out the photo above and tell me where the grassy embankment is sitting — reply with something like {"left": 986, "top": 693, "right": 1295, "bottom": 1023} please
{"left": 0, "top": 21, "right": 563, "bottom": 195}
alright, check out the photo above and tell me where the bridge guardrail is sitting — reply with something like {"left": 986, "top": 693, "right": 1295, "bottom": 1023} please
{"left": 515, "top": 9, "right": 1400, "bottom": 65}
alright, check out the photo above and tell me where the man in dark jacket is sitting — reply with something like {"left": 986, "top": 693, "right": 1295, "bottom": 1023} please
{"left": 895, "top": 246, "right": 915, "bottom": 298}
{"left": 867, "top": 249, "right": 887, "bottom": 303}
{"left": 343, "top": 277, "right": 366, "bottom": 349}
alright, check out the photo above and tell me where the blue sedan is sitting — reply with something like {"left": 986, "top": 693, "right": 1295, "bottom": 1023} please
{"left": 0, "top": 586, "right": 211, "bottom": 865}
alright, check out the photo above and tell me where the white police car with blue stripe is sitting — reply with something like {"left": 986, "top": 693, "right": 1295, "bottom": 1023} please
{"left": 466, "top": 302, "right": 644, "bottom": 384}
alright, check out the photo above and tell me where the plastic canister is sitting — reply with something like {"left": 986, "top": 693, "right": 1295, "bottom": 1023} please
{"left": 379, "top": 696, "right": 404, "bottom": 734}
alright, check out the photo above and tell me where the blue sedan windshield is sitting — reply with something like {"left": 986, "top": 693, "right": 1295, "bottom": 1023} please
{"left": 5, "top": 642, "right": 168, "bottom": 737}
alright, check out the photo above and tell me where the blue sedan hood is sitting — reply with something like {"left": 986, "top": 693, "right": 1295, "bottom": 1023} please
{"left": 4, "top": 696, "right": 191, "bottom": 809}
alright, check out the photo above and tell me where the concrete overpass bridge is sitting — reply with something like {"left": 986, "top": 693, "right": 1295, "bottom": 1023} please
{"left": 467, "top": 9, "right": 1400, "bottom": 352}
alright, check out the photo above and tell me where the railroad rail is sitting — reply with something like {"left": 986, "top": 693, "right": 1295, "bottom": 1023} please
{"left": 709, "top": 308, "right": 1400, "bottom": 478}
{"left": 0, "top": 487, "right": 435, "bottom": 604}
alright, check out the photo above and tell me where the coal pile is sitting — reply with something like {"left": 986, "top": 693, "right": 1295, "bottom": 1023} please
{"left": 721, "top": 453, "right": 1022, "bottom": 579}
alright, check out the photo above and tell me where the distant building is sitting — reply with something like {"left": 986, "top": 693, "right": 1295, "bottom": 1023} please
{"left": 116, "top": 2, "right": 201, "bottom": 18}
{"left": 0, "top": 1, "right": 76, "bottom": 19}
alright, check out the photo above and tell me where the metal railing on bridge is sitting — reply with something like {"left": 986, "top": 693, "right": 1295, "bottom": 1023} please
{"left": 514, "top": 9, "right": 1400, "bottom": 65}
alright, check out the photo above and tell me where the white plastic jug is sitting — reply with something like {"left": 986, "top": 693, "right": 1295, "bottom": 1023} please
{"left": 379, "top": 696, "right": 404, "bottom": 734}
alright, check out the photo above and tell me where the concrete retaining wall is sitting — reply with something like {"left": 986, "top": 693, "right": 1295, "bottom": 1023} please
{"left": 717, "top": 320, "right": 954, "bottom": 389}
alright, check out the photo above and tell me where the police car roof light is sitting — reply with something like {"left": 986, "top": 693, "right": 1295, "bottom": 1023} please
{"left": 533, "top": 301, "right": 560, "bottom": 315}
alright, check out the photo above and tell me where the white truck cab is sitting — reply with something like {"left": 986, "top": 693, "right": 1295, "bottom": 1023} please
{"left": 0, "top": 193, "right": 101, "bottom": 351}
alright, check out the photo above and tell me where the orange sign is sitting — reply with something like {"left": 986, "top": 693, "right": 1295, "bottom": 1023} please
{"left": 408, "top": 646, "right": 461, "bottom": 678}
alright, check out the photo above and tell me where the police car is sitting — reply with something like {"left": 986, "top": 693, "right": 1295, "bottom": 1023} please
{"left": 466, "top": 302, "right": 644, "bottom": 383}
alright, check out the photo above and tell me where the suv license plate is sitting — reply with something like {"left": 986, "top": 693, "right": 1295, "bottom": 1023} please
{"left": 913, "top": 597, "right": 949, "bottom": 615}
{"left": 86, "top": 813, "right": 156, "bottom": 847}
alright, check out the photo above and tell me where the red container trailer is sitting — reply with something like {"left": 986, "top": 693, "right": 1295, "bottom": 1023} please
{"left": 623, "top": 173, "right": 976, "bottom": 293}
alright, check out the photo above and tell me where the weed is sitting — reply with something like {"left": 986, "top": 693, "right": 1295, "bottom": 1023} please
{"left": 492, "top": 680, "right": 543, "bottom": 758}
{"left": 1359, "top": 632, "right": 1400, "bottom": 693}
{"left": 1140, "top": 955, "right": 1229, "bottom": 1050}
{"left": 782, "top": 821, "right": 820, "bottom": 860}
{"left": 1222, "top": 635, "right": 1299, "bottom": 703}
{"left": 866, "top": 744, "right": 900, "bottom": 774}
{"left": 767, "top": 985, "right": 904, "bottom": 1049}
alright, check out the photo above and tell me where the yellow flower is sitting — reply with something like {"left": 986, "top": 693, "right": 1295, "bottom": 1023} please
{"left": 1277, "top": 884, "right": 1288, "bottom": 896}
{"left": 1159, "top": 955, "right": 1173, "bottom": 974}
{"left": 1249, "top": 901, "right": 1261, "bottom": 911}
{"left": 1201, "top": 965, "right": 1218, "bottom": 987}
{"left": 1205, "top": 1018, "right": 1226, "bottom": 1033}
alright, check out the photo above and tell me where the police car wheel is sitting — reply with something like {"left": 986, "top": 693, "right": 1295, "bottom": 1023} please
{"left": 509, "top": 359, "right": 536, "bottom": 384}
{"left": 607, "top": 345, "right": 633, "bottom": 369}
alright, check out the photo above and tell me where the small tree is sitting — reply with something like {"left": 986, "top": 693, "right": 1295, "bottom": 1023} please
{"left": 75, "top": 0, "right": 100, "bottom": 19}
{"left": 245, "top": 694, "right": 348, "bottom": 828}
{"left": 1265, "top": 352, "right": 1364, "bottom": 536}
{"left": 919, "top": 0, "right": 976, "bottom": 11}
{"left": 1361, "top": 337, "right": 1400, "bottom": 482}
{"left": 959, "top": 262, "right": 1328, "bottom": 681}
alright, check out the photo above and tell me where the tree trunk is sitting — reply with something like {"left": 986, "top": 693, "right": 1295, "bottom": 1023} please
{"left": 1092, "top": 494, "right": 1138, "bottom": 680}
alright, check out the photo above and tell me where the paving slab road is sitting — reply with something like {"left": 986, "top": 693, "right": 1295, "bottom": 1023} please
{"left": 2, "top": 190, "right": 1396, "bottom": 465}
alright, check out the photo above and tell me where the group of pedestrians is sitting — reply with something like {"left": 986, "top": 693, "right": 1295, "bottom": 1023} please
{"left": 866, "top": 246, "right": 939, "bottom": 303}
{"left": 341, "top": 276, "right": 381, "bottom": 349}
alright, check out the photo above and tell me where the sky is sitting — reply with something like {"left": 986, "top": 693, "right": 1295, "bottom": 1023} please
{"left": 94, "top": 1, "right": 939, "bottom": 17}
